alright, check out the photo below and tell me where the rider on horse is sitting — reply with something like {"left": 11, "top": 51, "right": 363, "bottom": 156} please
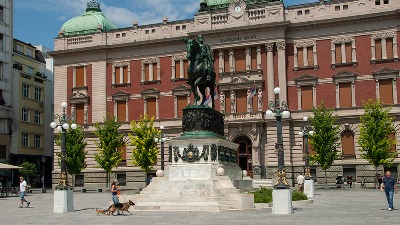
{"left": 197, "top": 34, "right": 214, "bottom": 83}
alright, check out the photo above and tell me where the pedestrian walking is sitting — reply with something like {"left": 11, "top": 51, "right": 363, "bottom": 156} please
{"left": 19, "top": 176, "right": 30, "bottom": 208}
{"left": 377, "top": 174, "right": 382, "bottom": 189}
{"left": 111, "top": 179, "right": 120, "bottom": 204}
{"left": 297, "top": 173, "right": 305, "bottom": 192}
{"left": 380, "top": 171, "right": 398, "bottom": 211}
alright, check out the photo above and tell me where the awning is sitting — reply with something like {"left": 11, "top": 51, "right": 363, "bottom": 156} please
{"left": 0, "top": 163, "right": 22, "bottom": 169}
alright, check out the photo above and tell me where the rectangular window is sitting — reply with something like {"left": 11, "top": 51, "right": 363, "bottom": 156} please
{"left": 27, "top": 67, "right": 34, "bottom": 75}
{"left": 123, "top": 66, "right": 128, "bottom": 83}
{"left": 375, "top": 0, "right": 380, "bottom": 5}
{"left": 235, "top": 48, "right": 246, "bottom": 71}
{"left": 177, "top": 96, "right": 186, "bottom": 118}
{"left": 34, "top": 111, "right": 41, "bottom": 124}
{"left": 251, "top": 47, "right": 257, "bottom": 70}
{"left": 152, "top": 64, "right": 157, "bottom": 80}
{"left": 0, "top": 145, "right": 6, "bottom": 159}
{"left": 297, "top": 48, "right": 304, "bottom": 67}
{"left": 224, "top": 50, "right": 230, "bottom": 72}
{"left": 379, "top": 79, "right": 393, "bottom": 105}
{"left": 75, "top": 104, "right": 85, "bottom": 125}
{"left": 345, "top": 43, "right": 352, "bottom": 63}
{"left": 35, "top": 87, "right": 42, "bottom": 101}
{"left": 117, "top": 174, "right": 126, "bottom": 186}
{"left": 339, "top": 83, "right": 352, "bottom": 108}
{"left": 115, "top": 67, "right": 120, "bottom": 84}
{"left": 343, "top": 5, "right": 348, "bottom": 10}
{"left": 117, "top": 101, "right": 126, "bottom": 122}
{"left": 375, "top": 39, "right": 382, "bottom": 60}
{"left": 387, "top": 38, "right": 394, "bottom": 59}
{"left": 301, "top": 86, "right": 313, "bottom": 110}
{"left": 175, "top": 61, "right": 181, "bottom": 78}
{"left": 0, "top": 89, "right": 4, "bottom": 105}
{"left": 236, "top": 90, "right": 247, "bottom": 113}
{"left": 225, "top": 91, "right": 231, "bottom": 113}
{"left": 22, "top": 108, "right": 29, "bottom": 122}
{"left": 307, "top": 46, "right": 313, "bottom": 66}
{"left": 147, "top": 98, "right": 157, "bottom": 119}
{"left": 0, "top": 6, "right": 4, "bottom": 21}
{"left": 16, "top": 44, "right": 23, "bottom": 53}
{"left": 34, "top": 135, "right": 41, "bottom": 148}
{"left": 120, "top": 145, "right": 127, "bottom": 162}
{"left": 22, "top": 133, "right": 28, "bottom": 147}
{"left": 22, "top": 84, "right": 29, "bottom": 98}
{"left": 0, "top": 34, "right": 3, "bottom": 50}
{"left": 26, "top": 48, "right": 34, "bottom": 58}
{"left": 183, "top": 60, "right": 189, "bottom": 78}
{"left": 335, "top": 44, "right": 342, "bottom": 64}
{"left": 145, "top": 64, "right": 150, "bottom": 81}
{"left": 75, "top": 66, "right": 85, "bottom": 87}
{"left": 75, "top": 175, "right": 84, "bottom": 187}
{"left": 0, "top": 62, "right": 3, "bottom": 78}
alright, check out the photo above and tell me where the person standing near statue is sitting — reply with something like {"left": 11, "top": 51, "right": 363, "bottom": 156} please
{"left": 297, "top": 173, "right": 305, "bottom": 192}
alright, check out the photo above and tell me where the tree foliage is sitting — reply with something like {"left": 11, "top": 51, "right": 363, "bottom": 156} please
{"left": 128, "top": 115, "right": 160, "bottom": 173}
{"left": 358, "top": 99, "right": 396, "bottom": 168}
{"left": 19, "top": 162, "right": 37, "bottom": 183}
{"left": 93, "top": 115, "right": 125, "bottom": 185}
{"left": 55, "top": 124, "right": 87, "bottom": 177}
{"left": 309, "top": 102, "right": 341, "bottom": 171}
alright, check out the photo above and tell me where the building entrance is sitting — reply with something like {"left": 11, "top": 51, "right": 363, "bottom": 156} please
{"left": 234, "top": 136, "right": 253, "bottom": 178}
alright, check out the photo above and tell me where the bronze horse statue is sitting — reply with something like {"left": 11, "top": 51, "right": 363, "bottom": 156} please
{"left": 184, "top": 37, "right": 216, "bottom": 108}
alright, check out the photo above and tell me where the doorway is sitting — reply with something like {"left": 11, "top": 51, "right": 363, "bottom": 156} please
{"left": 234, "top": 136, "right": 253, "bottom": 178}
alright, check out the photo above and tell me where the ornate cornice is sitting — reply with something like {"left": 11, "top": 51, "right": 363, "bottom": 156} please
{"left": 332, "top": 70, "right": 357, "bottom": 83}
{"left": 113, "top": 61, "right": 130, "bottom": 67}
{"left": 371, "top": 31, "right": 396, "bottom": 39}
{"left": 372, "top": 67, "right": 399, "bottom": 80}
{"left": 294, "top": 40, "right": 315, "bottom": 48}
{"left": 142, "top": 57, "right": 159, "bottom": 64}
{"left": 332, "top": 37, "right": 354, "bottom": 44}
{"left": 172, "top": 53, "right": 188, "bottom": 61}
{"left": 294, "top": 74, "right": 318, "bottom": 86}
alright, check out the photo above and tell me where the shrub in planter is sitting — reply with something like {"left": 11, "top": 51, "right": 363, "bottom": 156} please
{"left": 292, "top": 190, "right": 308, "bottom": 201}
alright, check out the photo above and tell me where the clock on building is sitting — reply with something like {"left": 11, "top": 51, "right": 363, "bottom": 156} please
{"left": 230, "top": 0, "right": 245, "bottom": 19}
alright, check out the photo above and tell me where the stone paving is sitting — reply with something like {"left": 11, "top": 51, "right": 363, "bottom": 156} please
{"left": 0, "top": 188, "right": 399, "bottom": 225}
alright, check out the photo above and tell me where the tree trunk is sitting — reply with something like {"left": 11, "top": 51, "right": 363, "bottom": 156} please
{"left": 325, "top": 169, "right": 328, "bottom": 190}
{"left": 374, "top": 166, "right": 378, "bottom": 189}
{"left": 106, "top": 173, "right": 109, "bottom": 187}
{"left": 72, "top": 174, "right": 75, "bottom": 190}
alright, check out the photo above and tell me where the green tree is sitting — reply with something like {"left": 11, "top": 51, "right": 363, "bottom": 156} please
{"left": 309, "top": 102, "right": 341, "bottom": 186}
{"left": 94, "top": 115, "right": 125, "bottom": 187}
{"left": 55, "top": 124, "right": 87, "bottom": 187}
{"left": 19, "top": 162, "right": 37, "bottom": 184}
{"left": 128, "top": 115, "right": 160, "bottom": 173}
{"left": 358, "top": 99, "right": 396, "bottom": 187}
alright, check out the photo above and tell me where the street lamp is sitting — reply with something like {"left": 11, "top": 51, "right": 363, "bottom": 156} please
{"left": 50, "top": 102, "right": 77, "bottom": 190}
{"left": 155, "top": 126, "right": 168, "bottom": 170}
{"left": 41, "top": 156, "right": 46, "bottom": 190}
{"left": 266, "top": 87, "right": 291, "bottom": 189}
{"left": 298, "top": 116, "right": 315, "bottom": 180}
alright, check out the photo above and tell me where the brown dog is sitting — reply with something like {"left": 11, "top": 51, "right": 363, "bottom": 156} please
{"left": 107, "top": 200, "right": 135, "bottom": 216}
{"left": 95, "top": 208, "right": 108, "bottom": 215}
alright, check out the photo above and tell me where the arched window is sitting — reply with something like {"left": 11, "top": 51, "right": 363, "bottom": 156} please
{"left": 341, "top": 130, "right": 355, "bottom": 159}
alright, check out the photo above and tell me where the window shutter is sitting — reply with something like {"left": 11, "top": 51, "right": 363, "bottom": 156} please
{"left": 75, "top": 104, "right": 85, "bottom": 125}
{"left": 225, "top": 91, "right": 231, "bottom": 113}
{"left": 183, "top": 60, "right": 189, "bottom": 78}
{"left": 301, "top": 86, "right": 313, "bottom": 110}
{"left": 123, "top": 66, "right": 128, "bottom": 83}
{"left": 335, "top": 44, "right": 342, "bottom": 64}
{"left": 386, "top": 38, "right": 394, "bottom": 59}
{"left": 307, "top": 46, "right": 314, "bottom": 66}
{"left": 341, "top": 131, "right": 355, "bottom": 156}
{"left": 153, "top": 63, "right": 157, "bottom": 80}
{"left": 76, "top": 66, "right": 85, "bottom": 87}
{"left": 379, "top": 79, "right": 393, "bottom": 105}
{"left": 375, "top": 39, "right": 382, "bottom": 60}
{"left": 251, "top": 47, "right": 257, "bottom": 70}
{"left": 117, "top": 101, "right": 126, "bottom": 122}
{"left": 236, "top": 90, "right": 247, "bottom": 113}
{"left": 147, "top": 98, "right": 157, "bottom": 119}
{"left": 297, "top": 48, "right": 304, "bottom": 67}
{"left": 235, "top": 48, "right": 246, "bottom": 71}
{"left": 115, "top": 67, "right": 121, "bottom": 84}
{"left": 145, "top": 64, "right": 150, "bottom": 81}
{"left": 175, "top": 61, "right": 181, "bottom": 78}
{"left": 389, "top": 133, "right": 396, "bottom": 153}
{"left": 224, "top": 50, "right": 230, "bottom": 72}
{"left": 339, "top": 83, "right": 352, "bottom": 108}
{"left": 345, "top": 43, "right": 352, "bottom": 63}
{"left": 177, "top": 96, "right": 186, "bottom": 118}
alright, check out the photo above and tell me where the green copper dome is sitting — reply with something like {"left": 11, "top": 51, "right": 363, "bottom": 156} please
{"left": 60, "top": 0, "right": 117, "bottom": 37}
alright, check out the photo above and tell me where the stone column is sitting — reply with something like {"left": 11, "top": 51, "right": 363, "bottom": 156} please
{"left": 266, "top": 43, "right": 275, "bottom": 103}
{"left": 277, "top": 41, "right": 287, "bottom": 103}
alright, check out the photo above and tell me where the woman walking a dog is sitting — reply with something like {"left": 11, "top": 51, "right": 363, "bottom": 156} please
{"left": 111, "top": 179, "right": 120, "bottom": 204}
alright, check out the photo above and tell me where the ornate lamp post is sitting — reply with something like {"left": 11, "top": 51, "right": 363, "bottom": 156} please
{"left": 50, "top": 102, "right": 77, "bottom": 190}
{"left": 266, "top": 87, "right": 291, "bottom": 189}
{"left": 155, "top": 126, "right": 168, "bottom": 170}
{"left": 298, "top": 116, "right": 314, "bottom": 180}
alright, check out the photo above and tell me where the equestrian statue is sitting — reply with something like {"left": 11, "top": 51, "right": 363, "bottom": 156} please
{"left": 184, "top": 35, "right": 216, "bottom": 108}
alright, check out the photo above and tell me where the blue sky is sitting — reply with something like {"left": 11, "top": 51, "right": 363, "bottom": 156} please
{"left": 14, "top": 0, "right": 315, "bottom": 50}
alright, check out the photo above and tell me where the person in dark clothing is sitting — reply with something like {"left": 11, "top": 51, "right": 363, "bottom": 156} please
{"left": 380, "top": 171, "right": 398, "bottom": 211}
{"left": 377, "top": 174, "right": 383, "bottom": 189}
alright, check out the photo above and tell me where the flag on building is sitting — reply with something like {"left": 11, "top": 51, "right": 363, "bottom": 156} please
{"left": 250, "top": 85, "right": 256, "bottom": 98}
{"left": 203, "top": 94, "right": 212, "bottom": 105}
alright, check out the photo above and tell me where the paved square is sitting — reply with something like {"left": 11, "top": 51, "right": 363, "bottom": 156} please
{"left": 0, "top": 188, "right": 399, "bottom": 225}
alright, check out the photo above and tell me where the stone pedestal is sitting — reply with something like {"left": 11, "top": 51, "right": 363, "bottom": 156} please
{"left": 272, "top": 189, "right": 293, "bottom": 214}
{"left": 53, "top": 190, "right": 74, "bottom": 213}
{"left": 304, "top": 179, "right": 315, "bottom": 198}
